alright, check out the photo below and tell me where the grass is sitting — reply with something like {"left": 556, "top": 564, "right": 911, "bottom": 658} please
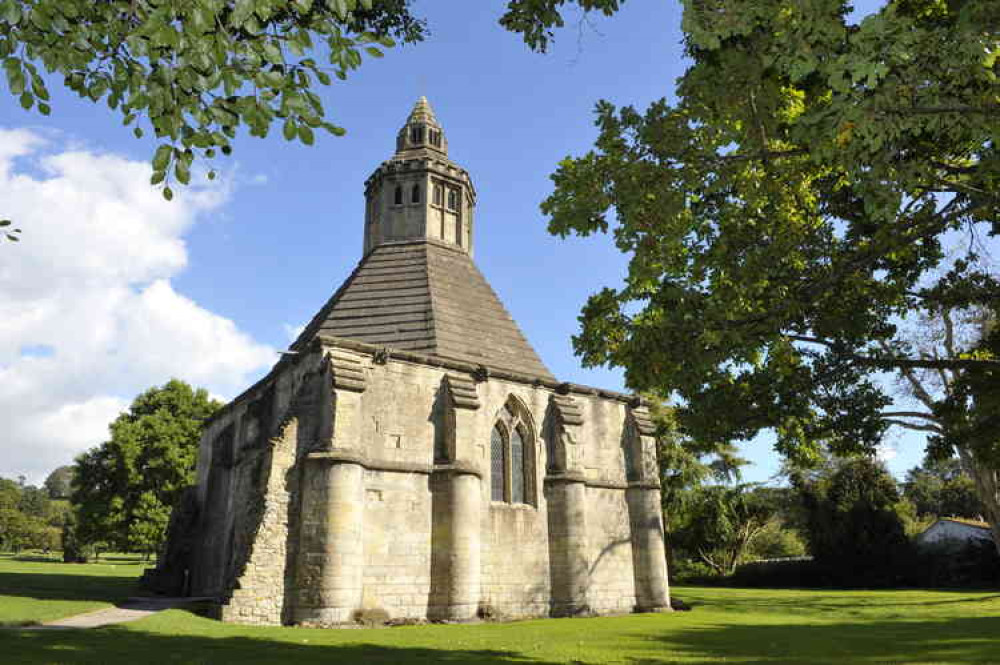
{"left": 1, "top": 555, "right": 998, "bottom": 664}
{"left": 0, "top": 551, "right": 144, "bottom": 625}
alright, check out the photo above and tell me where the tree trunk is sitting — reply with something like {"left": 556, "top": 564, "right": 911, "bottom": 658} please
{"left": 957, "top": 447, "right": 1000, "bottom": 555}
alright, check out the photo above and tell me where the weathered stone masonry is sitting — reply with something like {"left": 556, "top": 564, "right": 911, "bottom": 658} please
{"left": 150, "top": 98, "right": 670, "bottom": 625}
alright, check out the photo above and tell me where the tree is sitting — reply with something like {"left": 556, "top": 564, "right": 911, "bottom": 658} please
{"left": 904, "top": 456, "right": 985, "bottom": 519}
{"left": 43, "top": 466, "right": 75, "bottom": 500}
{"left": 504, "top": 1, "right": 1000, "bottom": 548}
{"left": 798, "top": 457, "right": 913, "bottom": 587}
{"left": 671, "top": 483, "right": 776, "bottom": 575}
{"left": 1, "top": 0, "right": 426, "bottom": 211}
{"left": 17, "top": 484, "right": 50, "bottom": 519}
{"left": 71, "top": 379, "right": 221, "bottom": 553}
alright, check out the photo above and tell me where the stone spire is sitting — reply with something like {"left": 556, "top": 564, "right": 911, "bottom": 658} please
{"left": 363, "top": 98, "right": 475, "bottom": 255}
{"left": 395, "top": 96, "right": 448, "bottom": 156}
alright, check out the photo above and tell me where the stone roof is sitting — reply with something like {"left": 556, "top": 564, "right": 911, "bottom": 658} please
{"left": 291, "top": 239, "right": 555, "bottom": 380}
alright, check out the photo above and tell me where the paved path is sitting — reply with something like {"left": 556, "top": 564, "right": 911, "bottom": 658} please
{"left": 26, "top": 597, "right": 199, "bottom": 630}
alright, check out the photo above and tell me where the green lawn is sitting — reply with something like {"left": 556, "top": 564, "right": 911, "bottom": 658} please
{"left": 1, "top": 555, "right": 998, "bottom": 664}
{"left": 0, "top": 552, "right": 145, "bottom": 626}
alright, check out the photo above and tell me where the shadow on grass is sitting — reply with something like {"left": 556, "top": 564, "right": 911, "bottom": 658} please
{"left": 0, "top": 572, "right": 138, "bottom": 605}
{"left": 680, "top": 588, "right": 1000, "bottom": 614}
{"left": 8, "top": 627, "right": 570, "bottom": 665}
{"left": 6, "top": 612, "right": 1000, "bottom": 665}
{"left": 647, "top": 615, "right": 1000, "bottom": 665}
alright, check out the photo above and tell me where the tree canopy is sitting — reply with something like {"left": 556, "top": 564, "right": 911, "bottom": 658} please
{"left": 71, "top": 379, "right": 220, "bottom": 553}
{"left": 1, "top": 0, "right": 425, "bottom": 202}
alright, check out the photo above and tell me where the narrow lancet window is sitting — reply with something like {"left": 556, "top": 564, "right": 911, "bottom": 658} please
{"left": 511, "top": 426, "right": 525, "bottom": 504}
{"left": 394, "top": 185, "right": 403, "bottom": 205}
{"left": 447, "top": 189, "right": 458, "bottom": 211}
{"left": 411, "top": 184, "right": 421, "bottom": 203}
{"left": 491, "top": 424, "right": 506, "bottom": 502}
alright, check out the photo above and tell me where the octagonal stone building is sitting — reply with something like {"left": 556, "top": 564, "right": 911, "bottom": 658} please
{"left": 149, "top": 98, "right": 671, "bottom": 625}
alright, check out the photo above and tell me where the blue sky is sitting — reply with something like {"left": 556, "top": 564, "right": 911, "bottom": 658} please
{"left": 0, "top": 0, "right": 925, "bottom": 484}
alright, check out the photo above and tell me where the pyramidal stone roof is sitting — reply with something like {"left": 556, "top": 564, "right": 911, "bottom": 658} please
{"left": 290, "top": 99, "right": 554, "bottom": 380}
{"left": 290, "top": 239, "right": 555, "bottom": 380}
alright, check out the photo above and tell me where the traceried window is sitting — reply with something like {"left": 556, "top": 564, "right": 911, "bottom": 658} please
{"left": 393, "top": 185, "right": 403, "bottom": 205}
{"left": 411, "top": 184, "right": 421, "bottom": 203}
{"left": 489, "top": 399, "right": 535, "bottom": 505}
{"left": 447, "top": 188, "right": 459, "bottom": 211}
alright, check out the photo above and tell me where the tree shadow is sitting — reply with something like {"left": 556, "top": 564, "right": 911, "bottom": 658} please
{"left": 676, "top": 587, "right": 1000, "bottom": 615}
{"left": 7, "top": 625, "right": 573, "bottom": 665}
{"left": 640, "top": 615, "right": 1000, "bottom": 664}
{"left": 0, "top": 572, "right": 138, "bottom": 605}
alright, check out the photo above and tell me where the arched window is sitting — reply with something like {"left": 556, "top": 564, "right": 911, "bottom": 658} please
{"left": 411, "top": 184, "right": 420, "bottom": 203}
{"left": 430, "top": 130, "right": 441, "bottom": 147}
{"left": 433, "top": 183, "right": 443, "bottom": 206}
{"left": 447, "top": 188, "right": 458, "bottom": 211}
{"left": 410, "top": 126, "right": 424, "bottom": 144}
{"left": 393, "top": 185, "right": 403, "bottom": 205}
{"left": 489, "top": 399, "right": 535, "bottom": 505}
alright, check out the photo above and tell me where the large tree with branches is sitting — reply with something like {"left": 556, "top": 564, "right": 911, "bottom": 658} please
{"left": 501, "top": 0, "right": 1000, "bottom": 550}
{"left": 0, "top": 0, "right": 425, "bottom": 240}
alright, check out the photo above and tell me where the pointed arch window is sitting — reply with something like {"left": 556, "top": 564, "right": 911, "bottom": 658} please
{"left": 489, "top": 400, "right": 535, "bottom": 506}
{"left": 393, "top": 185, "right": 403, "bottom": 205}
{"left": 447, "top": 188, "right": 459, "bottom": 211}
{"left": 411, "top": 184, "right": 421, "bottom": 203}
{"left": 432, "top": 183, "right": 443, "bottom": 207}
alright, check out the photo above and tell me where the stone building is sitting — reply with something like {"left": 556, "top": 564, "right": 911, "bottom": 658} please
{"left": 152, "top": 98, "right": 671, "bottom": 625}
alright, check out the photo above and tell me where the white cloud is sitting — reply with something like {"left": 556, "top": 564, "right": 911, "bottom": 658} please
{"left": 0, "top": 129, "right": 275, "bottom": 485}
{"left": 283, "top": 322, "right": 306, "bottom": 342}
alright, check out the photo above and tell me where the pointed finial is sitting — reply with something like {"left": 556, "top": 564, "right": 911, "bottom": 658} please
{"left": 407, "top": 96, "right": 439, "bottom": 125}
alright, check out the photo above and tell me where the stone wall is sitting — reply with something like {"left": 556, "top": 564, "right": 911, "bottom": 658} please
{"left": 186, "top": 338, "right": 669, "bottom": 625}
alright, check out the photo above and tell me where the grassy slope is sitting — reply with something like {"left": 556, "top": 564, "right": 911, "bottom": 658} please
{"left": 1, "top": 556, "right": 998, "bottom": 664}
{"left": 0, "top": 553, "right": 143, "bottom": 625}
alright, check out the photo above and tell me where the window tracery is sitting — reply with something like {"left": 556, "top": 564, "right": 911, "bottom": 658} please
{"left": 489, "top": 399, "right": 535, "bottom": 505}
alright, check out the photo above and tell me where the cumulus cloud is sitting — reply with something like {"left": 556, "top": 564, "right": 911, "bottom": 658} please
{"left": 0, "top": 129, "right": 275, "bottom": 484}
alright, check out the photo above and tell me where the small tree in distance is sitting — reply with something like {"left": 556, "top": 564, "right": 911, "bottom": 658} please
{"left": 71, "top": 379, "right": 221, "bottom": 555}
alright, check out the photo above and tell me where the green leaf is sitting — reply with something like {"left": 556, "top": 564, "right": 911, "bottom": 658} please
{"left": 3, "top": 2, "right": 22, "bottom": 25}
{"left": 283, "top": 118, "right": 297, "bottom": 141}
{"left": 162, "top": 186, "right": 173, "bottom": 201}
{"left": 365, "top": 47, "right": 383, "bottom": 58}
{"left": 5, "top": 62, "right": 25, "bottom": 95}
{"left": 297, "top": 125, "right": 314, "bottom": 145}
{"left": 6, "top": 233, "right": 20, "bottom": 241}
{"left": 207, "top": 170, "right": 216, "bottom": 181}
{"left": 0, "top": 220, "right": 10, "bottom": 226}
{"left": 150, "top": 171, "right": 165, "bottom": 185}
{"left": 175, "top": 161, "right": 191, "bottom": 185}
{"left": 19, "top": 91, "right": 32, "bottom": 110}
{"left": 152, "top": 145, "right": 172, "bottom": 172}
{"left": 134, "top": 127, "right": 144, "bottom": 139}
